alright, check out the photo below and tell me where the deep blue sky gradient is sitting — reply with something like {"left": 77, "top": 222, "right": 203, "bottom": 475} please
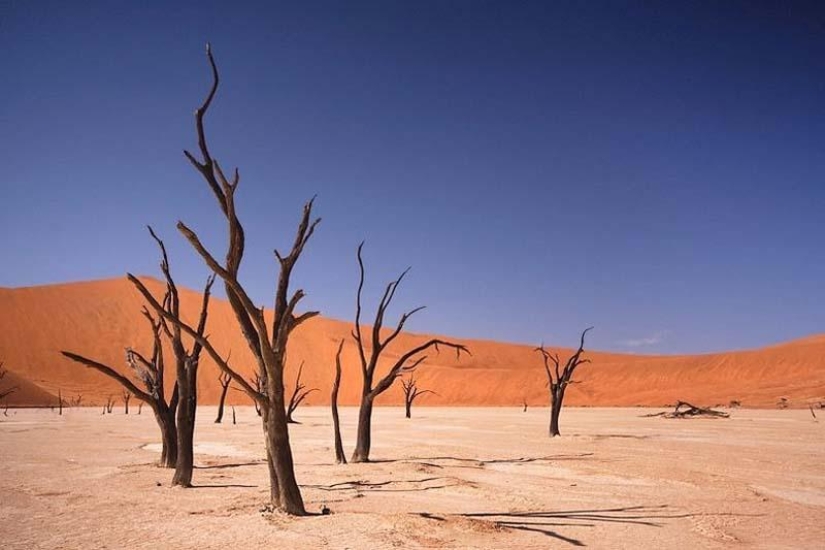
{"left": 1, "top": 1, "right": 823, "bottom": 353}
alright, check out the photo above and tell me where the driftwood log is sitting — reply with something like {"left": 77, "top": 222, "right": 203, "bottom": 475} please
{"left": 644, "top": 401, "right": 730, "bottom": 419}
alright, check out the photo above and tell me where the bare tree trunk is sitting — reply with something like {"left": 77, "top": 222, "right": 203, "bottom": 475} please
{"left": 265, "top": 368, "right": 305, "bottom": 514}
{"left": 232, "top": 406, "right": 236, "bottom": 425}
{"left": 549, "top": 390, "right": 562, "bottom": 437}
{"left": 155, "top": 406, "right": 178, "bottom": 468}
{"left": 404, "top": 399, "right": 412, "bottom": 419}
{"left": 58, "top": 390, "right": 63, "bottom": 415}
{"left": 352, "top": 394, "right": 374, "bottom": 463}
{"left": 215, "top": 373, "right": 230, "bottom": 423}
{"left": 172, "top": 363, "right": 197, "bottom": 487}
{"left": 331, "top": 340, "right": 346, "bottom": 464}
{"left": 123, "top": 391, "right": 131, "bottom": 414}
{"left": 138, "top": 402, "right": 143, "bottom": 415}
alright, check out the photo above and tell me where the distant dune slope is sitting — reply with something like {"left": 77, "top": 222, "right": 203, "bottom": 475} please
{"left": 0, "top": 278, "right": 822, "bottom": 408}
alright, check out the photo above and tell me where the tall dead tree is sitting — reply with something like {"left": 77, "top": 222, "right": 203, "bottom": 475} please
{"left": 330, "top": 340, "right": 347, "bottom": 464}
{"left": 214, "top": 371, "right": 231, "bottom": 423}
{"left": 401, "top": 374, "right": 434, "bottom": 419}
{"left": 350, "top": 243, "right": 469, "bottom": 462}
{"left": 535, "top": 327, "right": 593, "bottom": 437}
{"left": 62, "top": 310, "right": 180, "bottom": 467}
{"left": 122, "top": 390, "right": 131, "bottom": 414}
{"left": 130, "top": 44, "right": 319, "bottom": 515}
{"left": 142, "top": 227, "right": 215, "bottom": 487}
{"left": 286, "top": 362, "right": 318, "bottom": 424}
{"left": 0, "top": 363, "right": 19, "bottom": 402}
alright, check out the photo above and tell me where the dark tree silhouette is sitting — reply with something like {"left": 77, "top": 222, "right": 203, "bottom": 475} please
{"left": 215, "top": 372, "right": 231, "bottom": 423}
{"left": 401, "top": 374, "right": 434, "bottom": 419}
{"left": 330, "top": 340, "right": 346, "bottom": 464}
{"left": 141, "top": 227, "right": 215, "bottom": 488}
{"left": 63, "top": 310, "right": 180, "bottom": 467}
{"left": 535, "top": 327, "right": 593, "bottom": 437}
{"left": 286, "top": 362, "right": 318, "bottom": 424}
{"left": 122, "top": 390, "right": 131, "bottom": 414}
{"left": 58, "top": 389, "right": 64, "bottom": 415}
{"left": 105, "top": 396, "right": 116, "bottom": 414}
{"left": 350, "top": 243, "right": 469, "bottom": 462}
{"left": 130, "top": 44, "right": 318, "bottom": 515}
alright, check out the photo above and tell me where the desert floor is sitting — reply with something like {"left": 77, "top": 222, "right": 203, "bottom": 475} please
{"left": 1, "top": 406, "right": 823, "bottom": 549}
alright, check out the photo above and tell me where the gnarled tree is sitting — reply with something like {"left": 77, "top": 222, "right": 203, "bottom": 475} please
{"left": 130, "top": 44, "right": 319, "bottom": 515}
{"left": 286, "top": 362, "right": 318, "bottom": 424}
{"left": 535, "top": 327, "right": 593, "bottom": 437}
{"left": 62, "top": 310, "right": 179, "bottom": 467}
{"left": 144, "top": 227, "right": 215, "bottom": 487}
{"left": 214, "top": 371, "right": 231, "bottom": 423}
{"left": 350, "top": 243, "right": 469, "bottom": 462}
{"left": 401, "top": 374, "right": 433, "bottom": 419}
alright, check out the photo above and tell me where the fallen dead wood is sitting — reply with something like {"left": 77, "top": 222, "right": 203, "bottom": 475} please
{"left": 643, "top": 401, "right": 729, "bottom": 419}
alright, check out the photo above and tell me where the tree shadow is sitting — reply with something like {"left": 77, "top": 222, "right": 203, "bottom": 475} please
{"left": 195, "top": 460, "right": 265, "bottom": 470}
{"left": 191, "top": 483, "right": 258, "bottom": 489}
{"left": 304, "top": 476, "right": 456, "bottom": 492}
{"left": 370, "top": 453, "right": 595, "bottom": 469}
{"left": 416, "top": 505, "right": 696, "bottom": 547}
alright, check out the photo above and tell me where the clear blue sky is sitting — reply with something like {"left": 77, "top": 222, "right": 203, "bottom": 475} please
{"left": 1, "top": 1, "right": 823, "bottom": 354}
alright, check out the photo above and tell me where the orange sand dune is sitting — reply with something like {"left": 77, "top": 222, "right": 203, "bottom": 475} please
{"left": 0, "top": 278, "right": 822, "bottom": 408}
{"left": 0, "top": 367, "right": 56, "bottom": 407}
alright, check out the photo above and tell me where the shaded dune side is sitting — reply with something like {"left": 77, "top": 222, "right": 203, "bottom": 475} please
{"left": 0, "top": 278, "right": 822, "bottom": 408}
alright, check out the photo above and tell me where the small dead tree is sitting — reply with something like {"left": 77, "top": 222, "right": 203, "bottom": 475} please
{"left": 122, "top": 390, "right": 131, "bottom": 414}
{"left": 0, "top": 363, "right": 19, "bottom": 403}
{"left": 535, "top": 327, "right": 593, "bottom": 437}
{"left": 105, "top": 396, "right": 116, "bottom": 414}
{"left": 401, "top": 374, "right": 434, "bottom": 419}
{"left": 129, "top": 44, "right": 319, "bottom": 515}
{"left": 232, "top": 406, "right": 236, "bottom": 425}
{"left": 251, "top": 373, "right": 264, "bottom": 417}
{"left": 62, "top": 310, "right": 180, "bottom": 467}
{"left": 70, "top": 395, "right": 83, "bottom": 407}
{"left": 350, "top": 243, "right": 469, "bottom": 462}
{"left": 215, "top": 371, "right": 232, "bottom": 423}
{"left": 138, "top": 401, "right": 143, "bottom": 415}
{"left": 58, "top": 390, "right": 64, "bottom": 415}
{"left": 286, "top": 362, "right": 318, "bottom": 424}
{"left": 331, "top": 340, "right": 346, "bottom": 464}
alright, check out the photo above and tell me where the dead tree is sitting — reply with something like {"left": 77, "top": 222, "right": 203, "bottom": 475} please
{"left": 331, "top": 340, "right": 346, "bottom": 464}
{"left": 129, "top": 44, "right": 319, "bottom": 515}
{"left": 350, "top": 243, "right": 469, "bottom": 462}
{"left": 401, "top": 374, "right": 434, "bottom": 419}
{"left": 138, "top": 402, "right": 143, "bottom": 415}
{"left": 62, "top": 310, "right": 180, "bottom": 467}
{"left": 251, "top": 373, "right": 264, "bottom": 417}
{"left": 122, "top": 390, "right": 131, "bottom": 414}
{"left": 215, "top": 372, "right": 231, "bottom": 423}
{"left": 141, "top": 227, "right": 215, "bottom": 488}
{"left": 0, "top": 363, "right": 19, "bottom": 402}
{"left": 58, "top": 390, "right": 64, "bottom": 415}
{"left": 70, "top": 395, "right": 83, "bottom": 407}
{"left": 105, "top": 396, "right": 116, "bottom": 414}
{"left": 286, "top": 361, "right": 318, "bottom": 424}
{"left": 535, "top": 327, "right": 593, "bottom": 437}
